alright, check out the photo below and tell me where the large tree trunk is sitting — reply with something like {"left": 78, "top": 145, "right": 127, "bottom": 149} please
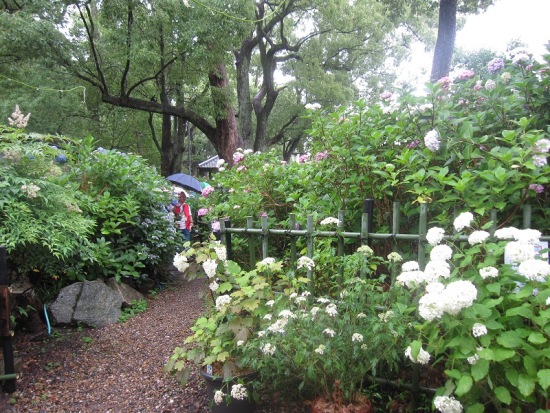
{"left": 208, "top": 63, "right": 242, "bottom": 167}
{"left": 235, "top": 37, "right": 255, "bottom": 149}
{"left": 430, "top": 0, "right": 457, "bottom": 82}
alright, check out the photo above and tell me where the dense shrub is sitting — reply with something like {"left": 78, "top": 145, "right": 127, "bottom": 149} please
{"left": 0, "top": 126, "right": 179, "bottom": 301}
{"left": 195, "top": 50, "right": 549, "bottom": 284}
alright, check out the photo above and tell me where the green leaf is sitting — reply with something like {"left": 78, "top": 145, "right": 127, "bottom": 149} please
{"left": 517, "top": 373, "right": 535, "bottom": 397}
{"left": 496, "top": 331, "right": 526, "bottom": 348}
{"left": 506, "top": 305, "right": 534, "bottom": 318}
{"left": 471, "top": 359, "right": 489, "bottom": 381}
{"left": 537, "top": 369, "right": 550, "bottom": 390}
{"left": 455, "top": 375, "right": 473, "bottom": 396}
{"left": 527, "top": 332, "right": 547, "bottom": 345}
{"left": 494, "top": 386, "right": 512, "bottom": 405}
{"left": 524, "top": 356, "right": 537, "bottom": 377}
{"left": 465, "top": 403, "right": 484, "bottom": 413}
{"left": 445, "top": 369, "right": 463, "bottom": 380}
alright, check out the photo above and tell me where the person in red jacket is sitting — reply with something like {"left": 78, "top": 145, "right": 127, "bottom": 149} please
{"left": 172, "top": 191, "right": 193, "bottom": 244}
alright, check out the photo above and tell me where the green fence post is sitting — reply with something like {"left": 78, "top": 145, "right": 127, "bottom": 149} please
{"left": 337, "top": 210, "right": 345, "bottom": 284}
{"left": 489, "top": 209, "right": 497, "bottom": 236}
{"left": 412, "top": 203, "right": 428, "bottom": 409}
{"left": 247, "top": 217, "right": 255, "bottom": 268}
{"left": 261, "top": 215, "right": 269, "bottom": 259}
{"left": 307, "top": 215, "right": 314, "bottom": 282}
{"left": 289, "top": 214, "right": 297, "bottom": 270}
{"left": 523, "top": 204, "right": 532, "bottom": 229}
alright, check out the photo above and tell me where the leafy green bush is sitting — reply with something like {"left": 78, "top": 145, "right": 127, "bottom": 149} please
{"left": 194, "top": 50, "right": 549, "bottom": 284}
{"left": 1, "top": 125, "right": 180, "bottom": 301}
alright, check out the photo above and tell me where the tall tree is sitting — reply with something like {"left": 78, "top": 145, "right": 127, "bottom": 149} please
{"left": 235, "top": 0, "right": 409, "bottom": 152}
{"left": 430, "top": 0, "right": 495, "bottom": 81}
{"left": 0, "top": 0, "right": 252, "bottom": 172}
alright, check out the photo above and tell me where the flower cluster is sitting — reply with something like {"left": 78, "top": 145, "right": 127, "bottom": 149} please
{"left": 424, "top": 129, "right": 441, "bottom": 152}
{"left": 8, "top": 105, "right": 31, "bottom": 128}
{"left": 20, "top": 183, "right": 40, "bottom": 198}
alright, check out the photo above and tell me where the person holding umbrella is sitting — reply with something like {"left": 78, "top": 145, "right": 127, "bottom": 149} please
{"left": 172, "top": 191, "right": 193, "bottom": 245}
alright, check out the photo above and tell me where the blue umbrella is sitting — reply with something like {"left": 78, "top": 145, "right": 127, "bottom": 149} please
{"left": 166, "top": 173, "right": 203, "bottom": 193}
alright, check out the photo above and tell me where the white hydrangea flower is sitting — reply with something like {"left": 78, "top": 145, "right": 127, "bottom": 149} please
{"left": 396, "top": 270, "right": 427, "bottom": 288}
{"left": 203, "top": 259, "right": 218, "bottom": 278}
{"left": 468, "top": 230, "right": 490, "bottom": 245}
{"left": 257, "top": 257, "right": 276, "bottom": 269}
{"left": 352, "top": 333, "right": 363, "bottom": 342}
{"left": 467, "top": 354, "right": 480, "bottom": 365}
{"left": 514, "top": 229, "right": 542, "bottom": 243}
{"left": 173, "top": 254, "right": 189, "bottom": 272}
{"left": 214, "top": 390, "right": 225, "bottom": 405}
{"left": 278, "top": 310, "right": 296, "bottom": 319}
{"left": 494, "top": 227, "right": 520, "bottom": 240}
{"left": 230, "top": 383, "right": 248, "bottom": 400}
{"left": 214, "top": 243, "right": 227, "bottom": 261}
{"left": 405, "top": 345, "right": 431, "bottom": 365}
{"left": 378, "top": 310, "right": 394, "bottom": 322}
{"left": 517, "top": 259, "right": 550, "bottom": 282}
{"left": 441, "top": 280, "right": 477, "bottom": 315}
{"left": 320, "top": 217, "right": 340, "bottom": 225}
{"left": 479, "top": 266, "right": 499, "bottom": 279}
{"left": 357, "top": 312, "right": 367, "bottom": 318}
{"left": 453, "top": 212, "right": 474, "bottom": 232}
{"left": 418, "top": 292, "right": 444, "bottom": 321}
{"left": 325, "top": 303, "right": 338, "bottom": 317}
{"left": 323, "top": 328, "right": 336, "bottom": 337}
{"left": 424, "top": 129, "right": 441, "bottom": 151}
{"left": 267, "top": 318, "right": 288, "bottom": 334}
{"left": 297, "top": 256, "right": 315, "bottom": 270}
{"left": 485, "top": 79, "right": 496, "bottom": 90}
{"left": 472, "top": 323, "right": 488, "bottom": 337}
{"left": 266, "top": 300, "right": 275, "bottom": 307}
{"left": 434, "top": 395, "right": 463, "bottom": 413}
{"left": 261, "top": 343, "right": 276, "bottom": 356}
{"left": 263, "top": 314, "right": 272, "bottom": 321}
{"left": 505, "top": 241, "right": 536, "bottom": 263}
{"left": 310, "top": 306, "right": 321, "bottom": 316}
{"left": 314, "top": 344, "right": 326, "bottom": 355}
{"left": 215, "top": 295, "right": 232, "bottom": 311}
{"left": 426, "top": 227, "right": 445, "bottom": 246}
{"left": 357, "top": 245, "right": 374, "bottom": 256}
{"left": 387, "top": 252, "right": 403, "bottom": 262}
{"left": 402, "top": 261, "right": 420, "bottom": 272}
{"left": 430, "top": 245, "right": 453, "bottom": 261}
{"left": 209, "top": 280, "right": 219, "bottom": 292}
{"left": 424, "top": 260, "right": 451, "bottom": 281}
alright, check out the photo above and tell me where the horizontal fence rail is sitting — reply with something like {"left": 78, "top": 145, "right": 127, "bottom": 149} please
{"left": 220, "top": 200, "right": 549, "bottom": 270}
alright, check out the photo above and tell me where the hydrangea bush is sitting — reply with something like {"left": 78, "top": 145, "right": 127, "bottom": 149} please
{"left": 398, "top": 212, "right": 550, "bottom": 412}
{"left": 240, "top": 248, "right": 412, "bottom": 406}
{"left": 194, "top": 51, "right": 549, "bottom": 276}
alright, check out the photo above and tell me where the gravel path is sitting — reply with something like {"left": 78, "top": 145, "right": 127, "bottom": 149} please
{"left": 0, "top": 270, "right": 309, "bottom": 413}
{"left": 0, "top": 272, "right": 222, "bottom": 413}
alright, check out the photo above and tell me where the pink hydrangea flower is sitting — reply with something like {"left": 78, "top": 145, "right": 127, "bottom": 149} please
{"left": 233, "top": 151, "right": 245, "bottom": 163}
{"left": 528, "top": 184, "right": 544, "bottom": 194}
{"left": 197, "top": 208, "right": 210, "bottom": 217}
{"left": 437, "top": 76, "right": 452, "bottom": 90}
{"left": 315, "top": 151, "right": 328, "bottom": 161}
{"left": 380, "top": 91, "right": 393, "bottom": 100}
{"left": 456, "top": 69, "right": 475, "bottom": 80}
{"left": 202, "top": 186, "right": 214, "bottom": 197}
{"left": 298, "top": 154, "right": 310, "bottom": 163}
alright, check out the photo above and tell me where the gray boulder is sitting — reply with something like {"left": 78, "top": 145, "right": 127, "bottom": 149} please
{"left": 49, "top": 280, "right": 123, "bottom": 328}
{"left": 106, "top": 278, "right": 144, "bottom": 308}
